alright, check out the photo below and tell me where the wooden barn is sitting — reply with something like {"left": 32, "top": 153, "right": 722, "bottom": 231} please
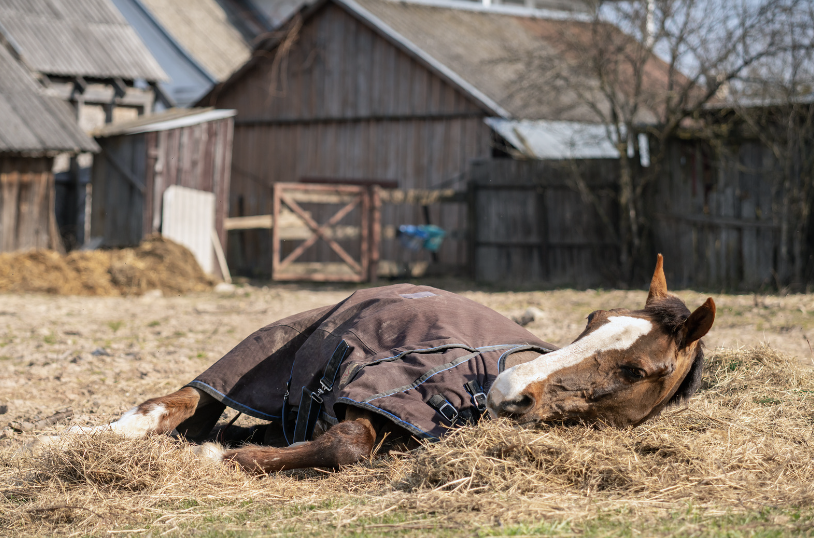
{"left": 0, "top": 0, "right": 167, "bottom": 249}
{"left": 0, "top": 45, "right": 99, "bottom": 253}
{"left": 90, "top": 108, "right": 235, "bottom": 278}
{"left": 203, "top": 0, "right": 613, "bottom": 277}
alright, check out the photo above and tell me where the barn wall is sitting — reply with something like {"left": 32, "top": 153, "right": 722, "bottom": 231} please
{"left": 212, "top": 3, "right": 492, "bottom": 276}
{"left": 90, "top": 117, "right": 233, "bottom": 253}
{"left": 0, "top": 156, "right": 61, "bottom": 253}
{"left": 470, "top": 159, "right": 620, "bottom": 287}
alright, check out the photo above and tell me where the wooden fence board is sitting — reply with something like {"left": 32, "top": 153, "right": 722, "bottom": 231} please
{"left": 471, "top": 159, "right": 619, "bottom": 286}
{"left": 0, "top": 156, "right": 58, "bottom": 253}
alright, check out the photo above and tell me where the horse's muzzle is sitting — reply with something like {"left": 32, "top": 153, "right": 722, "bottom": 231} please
{"left": 489, "top": 392, "right": 537, "bottom": 419}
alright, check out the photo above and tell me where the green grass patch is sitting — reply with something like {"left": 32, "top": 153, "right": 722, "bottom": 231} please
{"left": 155, "top": 504, "right": 814, "bottom": 538}
{"left": 108, "top": 321, "right": 124, "bottom": 332}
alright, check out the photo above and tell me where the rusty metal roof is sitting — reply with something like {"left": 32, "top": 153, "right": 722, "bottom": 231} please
{"left": 0, "top": 0, "right": 166, "bottom": 81}
{"left": 0, "top": 45, "right": 99, "bottom": 154}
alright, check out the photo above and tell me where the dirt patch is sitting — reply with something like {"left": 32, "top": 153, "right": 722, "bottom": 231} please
{"left": 0, "top": 235, "right": 213, "bottom": 296}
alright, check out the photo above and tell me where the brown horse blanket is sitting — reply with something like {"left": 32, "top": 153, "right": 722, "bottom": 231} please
{"left": 188, "top": 284, "right": 556, "bottom": 440}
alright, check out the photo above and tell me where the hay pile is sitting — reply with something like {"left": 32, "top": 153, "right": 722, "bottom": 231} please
{"left": 401, "top": 345, "right": 814, "bottom": 507}
{"left": 2, "top": 345, "right": 813, "bottom": 535}
{"left": 0, "top": 235, "right": 213, "bottom": 296}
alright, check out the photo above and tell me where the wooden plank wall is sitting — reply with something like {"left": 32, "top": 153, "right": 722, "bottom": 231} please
{"left": 470, "top": 159, "right": 620, "bottom": 286}
{"left": 145, "top": 118, "right": 233, "bottom": 252}
{"left": 212, "top": 4, "right": 491, "bottom": 276}
{"left": 91, "top": 134, "right": 146, "bottom": 247}
{"left": 651, "top": 140, "right": 780, "bottom": 289}
{"left": 90, "top": 117, "right": 233, "bottom": 257}
{"left": 0, "top": 156, "right": 62, "bottom": 253}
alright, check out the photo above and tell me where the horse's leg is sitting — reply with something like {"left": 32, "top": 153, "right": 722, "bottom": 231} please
{"left": 65, "top": 387, "right": 219, "bottom": 438}
{"left": 200, "top": 409, "right": 379, "bottom": 473}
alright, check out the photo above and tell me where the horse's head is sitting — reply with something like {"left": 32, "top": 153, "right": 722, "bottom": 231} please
{"left": 487, "top": 255, "right": 715, "bottom": 428}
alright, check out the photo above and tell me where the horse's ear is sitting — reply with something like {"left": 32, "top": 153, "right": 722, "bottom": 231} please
{"left": 681, "top": 298, "right": 716, "bottom": 347}
{"left": 646, "top": 254, "right": 669, "bottom": 306}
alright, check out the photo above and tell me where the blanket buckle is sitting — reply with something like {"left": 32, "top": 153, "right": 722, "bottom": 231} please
{"left": 464, "top": 380, "right": 488, "bottom": 412}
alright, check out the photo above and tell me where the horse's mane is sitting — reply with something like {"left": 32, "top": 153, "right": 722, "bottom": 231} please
{"left": 644, "top": 296, "right": 705, "bottom": 406}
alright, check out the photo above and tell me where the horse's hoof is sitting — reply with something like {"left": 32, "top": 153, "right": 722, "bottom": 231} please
{"left": 194, "top": 442, "right": 225, "bottom": 463}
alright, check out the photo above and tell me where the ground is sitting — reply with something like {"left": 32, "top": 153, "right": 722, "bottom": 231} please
{"left": 1, "top": 282, "right": 813, "bottom": 536}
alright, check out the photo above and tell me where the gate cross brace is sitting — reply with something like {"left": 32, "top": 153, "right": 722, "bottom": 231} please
{"left": 278, "top": 193, "right": 362, "bottom": 273}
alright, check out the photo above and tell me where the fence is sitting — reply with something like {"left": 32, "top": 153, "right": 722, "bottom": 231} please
{"left": 469, "top": 159, "right": 619, "bottom": 286}
{"left": 650, "top": 140, "right": 783, "bottom": 290}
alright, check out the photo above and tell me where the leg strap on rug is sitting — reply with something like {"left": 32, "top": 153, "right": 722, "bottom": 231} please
{"left": 292, "top": 340, "right": 350, "bottom": 443}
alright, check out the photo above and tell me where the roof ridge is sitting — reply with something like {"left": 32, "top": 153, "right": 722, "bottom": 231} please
{"left": 374, "top": 0, "right": 592, "bottom": 22}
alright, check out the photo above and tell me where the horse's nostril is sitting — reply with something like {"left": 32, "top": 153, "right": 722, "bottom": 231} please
{"left": 498, "top": 394, "right": 536, "bottom": 417}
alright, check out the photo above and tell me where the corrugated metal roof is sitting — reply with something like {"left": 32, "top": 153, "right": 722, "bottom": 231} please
{"left": 486, "top": 118, "right": 619, "bottom": 159}
{"left": 137, "top": 0, "right": 254, "bottom": 81}
{"left": 93, "top": 107, "right": 236, "bottom": 137}
{"left": 0, "top": 45, "right": 99, "bottom": 154}
{"left": 0, "top": 0, "right": 166, "bottom": 80}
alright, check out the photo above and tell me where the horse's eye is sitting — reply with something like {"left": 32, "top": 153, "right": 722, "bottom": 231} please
{"left": 622, "top": 366, "right": 647, "bottom": 381}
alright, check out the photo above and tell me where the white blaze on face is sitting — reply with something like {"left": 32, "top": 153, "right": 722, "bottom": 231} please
{"left": 488, "top": 316, "right": 653, "bottom": 414}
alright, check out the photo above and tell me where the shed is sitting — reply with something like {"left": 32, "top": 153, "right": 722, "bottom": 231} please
{"left": 0, "top": 0, "right": 166, "bottom": 125}
{"left": 89, "top": 108, "right": 235, "bottom": 275}
{"left": 204, "top": 0, "right": 680, "bottom": 278}
{"left": 0, "top": 0, "right": 169, "bottom": 249}
{"left": 0, "top": 45, "right": 99, "bottom": 253}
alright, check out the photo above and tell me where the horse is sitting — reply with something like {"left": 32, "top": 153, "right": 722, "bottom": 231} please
{"left": 47, "top": 255, "right": 714, "bottom": 474}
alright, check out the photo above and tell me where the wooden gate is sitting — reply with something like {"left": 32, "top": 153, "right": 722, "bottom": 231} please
{"left": 271, "top": 183, "right": 380, "bottom": 282}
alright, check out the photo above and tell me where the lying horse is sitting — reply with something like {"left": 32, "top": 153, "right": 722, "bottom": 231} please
{"left": 58, "top": 255, "right": 714, "bottom": 473}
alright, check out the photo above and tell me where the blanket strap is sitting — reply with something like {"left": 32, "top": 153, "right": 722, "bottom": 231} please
{"left": 292, "top": 340, "right": 350, "bottom": 443}
{"left": 464, "top": 380, "right": 488, "bottom": 412}
{"left": 427, "top": 394, "right": 459, "bottom": 424}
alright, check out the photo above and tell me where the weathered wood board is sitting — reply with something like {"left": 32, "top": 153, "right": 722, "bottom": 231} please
{"left": 162, "top": 185, "right": 216, "bottom": 274}
{"left": 0, "top": 156, "right": 62, "bottom": 253}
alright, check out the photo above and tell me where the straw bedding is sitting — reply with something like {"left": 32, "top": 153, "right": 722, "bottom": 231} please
{"left": 0, "top": 235, "right": 212, "bottom": 296}
{"left": 1, "top": 345, "right": 812, "bottom": 535}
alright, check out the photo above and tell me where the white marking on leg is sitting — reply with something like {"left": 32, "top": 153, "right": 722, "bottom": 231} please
{"left": 63, "top": 404, "right": 167, "bottom": 438}
{"left": 488, "top": 316, "right": 653, "bottom": 412}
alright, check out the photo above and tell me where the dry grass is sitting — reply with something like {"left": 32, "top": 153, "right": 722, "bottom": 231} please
{"left": 2, "top": 344, "right": 814, "bottom": 537}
